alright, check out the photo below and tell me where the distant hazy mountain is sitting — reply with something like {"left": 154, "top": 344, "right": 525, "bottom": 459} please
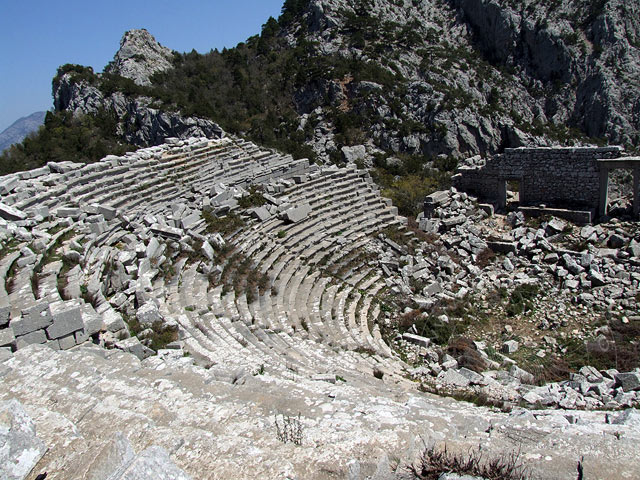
{"left": 0, "top": 111, "right": 47, "bottom": 153}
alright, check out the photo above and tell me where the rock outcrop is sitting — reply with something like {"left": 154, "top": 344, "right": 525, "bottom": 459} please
{"left": 104, "top": 29, "right": 174, "bottom": 86}
{"left": 292, "top": 0, "right": 640, "bottom": 158}
{"left": 53, "top": 72, "right": 223, "bottom": 146}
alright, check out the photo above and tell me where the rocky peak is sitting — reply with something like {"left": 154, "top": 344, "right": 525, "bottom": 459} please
{"left": 104, "top": 29, "right": 174, "bottom": 86}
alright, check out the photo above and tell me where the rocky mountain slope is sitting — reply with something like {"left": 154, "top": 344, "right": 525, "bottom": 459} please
{"left": 49, "top": 0, "right": 640, "bottom": 164}
{"left": 0, "top": 111, "right": 46, "bottom": 154}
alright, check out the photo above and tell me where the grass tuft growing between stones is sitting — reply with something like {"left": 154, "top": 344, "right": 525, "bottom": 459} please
{"left": 407, "top": 444, "right": 529, "bottom": 480}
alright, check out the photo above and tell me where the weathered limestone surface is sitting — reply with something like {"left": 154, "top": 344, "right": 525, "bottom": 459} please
{"left": 0, "top": 399, "right": 47, "bottom": 480}
{"left": 1, "top": 345, "right": 638, "bottom": 480}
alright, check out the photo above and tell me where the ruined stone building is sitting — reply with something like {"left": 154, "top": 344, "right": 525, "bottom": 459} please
{"left": 452, "top": 146, "right": 640, "bottom": 222}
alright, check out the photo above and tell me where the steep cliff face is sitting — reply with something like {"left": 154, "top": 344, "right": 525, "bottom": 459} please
{"left": 53, "top": 72, "right": 223, "bottom": 145}
{"left": 452, "top": 0, "right": 640, "bottom": 146}
{"left": 104, "top": 29, "right": 174, "bottom": 86}
{"left": 288, "top": 0, "right": 639, "bottom": 158}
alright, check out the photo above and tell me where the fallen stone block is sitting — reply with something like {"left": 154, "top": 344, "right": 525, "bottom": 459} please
{"left": 181, "top": 212, "right": 201, "bottom": 230}
{"left": 437, "top": 368, "right": 470, "bottom": 388}
{"left": 615, "top": 372, "right": 640, "bottom": 392}
{"left": 56, "top": 207, "right": 81, "bottom": 219}
{"left": 0, "top": 399, "right": 47, "bottom": 480}
{"left": 440, "top": 215, "right": 466, "bottom": 229}
{"left": 136, "top": 302, "right": 161, "bottom": 327}
{"left": 97, "top": 204, "right": 118, "bottom": 221}
{"left": 282, "top": 203, "right": 311, "bottom": 223}
{"left": 502, "top": 340, "right": 519, "bottom": 354}
{"left": 0, "top": 202, "right": 27, "bottom": 221}
{"left": 487, "top": 240, "right": 517, "bottom": 254}
{"left": 146, "top": 237, "right": 161, "bottom": 259}
{"left": 312, "top": 374, "right": 337, "bottom": 384}
{"left": 89, "top": 222, "right": 108, "bottom": 235}
{"left": 46, "top": 302, "right": 84, "bottom": 340}
{"left": 80, "top": 306, "right": 102, "bottom": 337}
{"left": 477, "top": 203, "right": 494, "bottom": 216}
{"left": 402, "top": 333, "right": 430, "bottom": 348}
{"left": 510, "top": 364, "right": 535, "bottom": 384}
{"left": 457, "top": 367, "right": 485, "bottom": 385}
{"left": 0, "top": 300, "right": 10, "bottom": 328}
{"left": 201, "top": 240, "right": 215, "bottom": 261}
{"left": 546, "top": 218, "right": 567, "bottom": 234}
{"left": 150, "top": 223, "right": 183, "bottom": 240}
{"left": 0, "top": 176, "right": 18, "bottom": 194}
{"left": 251, "top": 206, "right": 271, "bottom": 222}
{"left": 115, "top": 336, "right": 154, "bottom": 360}
{"left": 102, "top": 309, "right": 127, "bottom": 333}
{"left": 423, "top": 281, "right": 443, "bottom": 297}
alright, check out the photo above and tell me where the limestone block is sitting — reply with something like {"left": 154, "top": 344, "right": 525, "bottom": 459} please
{"left": 437, "top": 368, "right": 470, "bottom": 388}
{"left": 502, "top": 340, "right": 519, "bottom": 354}
{"left": 402, "top": 333, "right": 430, "bottom": 348}
{"left": 562, "top": 254, "right": 584, "bottom": 275}
{"left": 115, "top": 336, "right": 154, "bottom": 360}
{"left": 510, "top": 364, "right": 534, "bottom": 384}
{"left": 0, "top": 300, "right": 11, "bottom": 328}
{"left": 201, "top": 241, "right": 215, "bottom": 262}
{"left": 57, "top": 333, "right": 77, "bottom": 350}
{"left": 89, "top": 222, "right": 108, "bottom": 235}
{"left": 0, "top": 202, "right": 27, "bottom": 221}
{"left": 136, "top": 303, "right": 161, "bottom": 327}
{"left": 312, "top": 374, "right": 337, "bottom": 384}
{"left": 97, "top": 204, "right": 118, "bottom": 220}
{"left": 180, "top": 212, "right": 201, "bottom": 230}
{"left": 0, "top": 176, "right": 18, "bottom": 194}
{"left": 0, "top": 328, "right": 16, "bottom": 348}
{"left": 33, "top": 206, "right": 49, "bottom": 219}
{"left": 146, "top": 237, "right": 160, "bottom": 259}
{"left": 46, "top": 302, "right": 84, "bottom": 340}
{"left": 423, "top": 281, "right": 443, "bottom": 297}
{"left": 102, "top": 309, "right": 127, "bottom": 333}
{"left": 251, "top": 207, "right": 271, "bottom": 222}
{"left": 150, "top": 223, "right": 183, "bottom": 240}
{"left": 15, "top": 329, "right": 47, "bottom": 349}
{"left": 0, "top": 399, "right": 47, "bottom": 480}
{"left": 615, "top": 372, "right": 640, "bottom": 392}
{"left": 282, "top": 203, "right": 311, "bottom": 223}
{"left": 56, "top": 207, "right": 81, "bottom": 219}
{"left": 457, "top": 367, "right": 485, "bottom": 385}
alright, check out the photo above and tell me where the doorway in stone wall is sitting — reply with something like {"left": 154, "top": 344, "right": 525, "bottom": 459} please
{"left": 606, "top": 168, "right": 634, "bottom": 217}
{"left": 505, "top": 179, "right": 521, "bottom": 211}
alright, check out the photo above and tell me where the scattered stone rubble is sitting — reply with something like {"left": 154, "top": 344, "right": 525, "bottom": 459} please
{"left": 378, "top": 186, "right": 640, "bottom": 409}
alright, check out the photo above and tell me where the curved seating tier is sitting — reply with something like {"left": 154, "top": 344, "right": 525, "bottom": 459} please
{"left": 1, "top": 135, "right": 408, "bottom": 381}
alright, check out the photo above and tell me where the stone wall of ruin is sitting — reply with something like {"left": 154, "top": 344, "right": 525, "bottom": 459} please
{"left": 454, "top": 146, "right": 622, "bottom": 209}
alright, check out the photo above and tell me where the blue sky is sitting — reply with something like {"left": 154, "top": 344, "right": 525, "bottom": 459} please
{"left": 0, "top": 0, "right": 285, "bottom": 132}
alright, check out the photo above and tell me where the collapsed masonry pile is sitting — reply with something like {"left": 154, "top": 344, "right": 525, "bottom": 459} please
{"left": 379, "top": 187, "right": 640, "bottom": 409}
{"left": 0, "top": 138, "right": 639, "bottom": 479}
